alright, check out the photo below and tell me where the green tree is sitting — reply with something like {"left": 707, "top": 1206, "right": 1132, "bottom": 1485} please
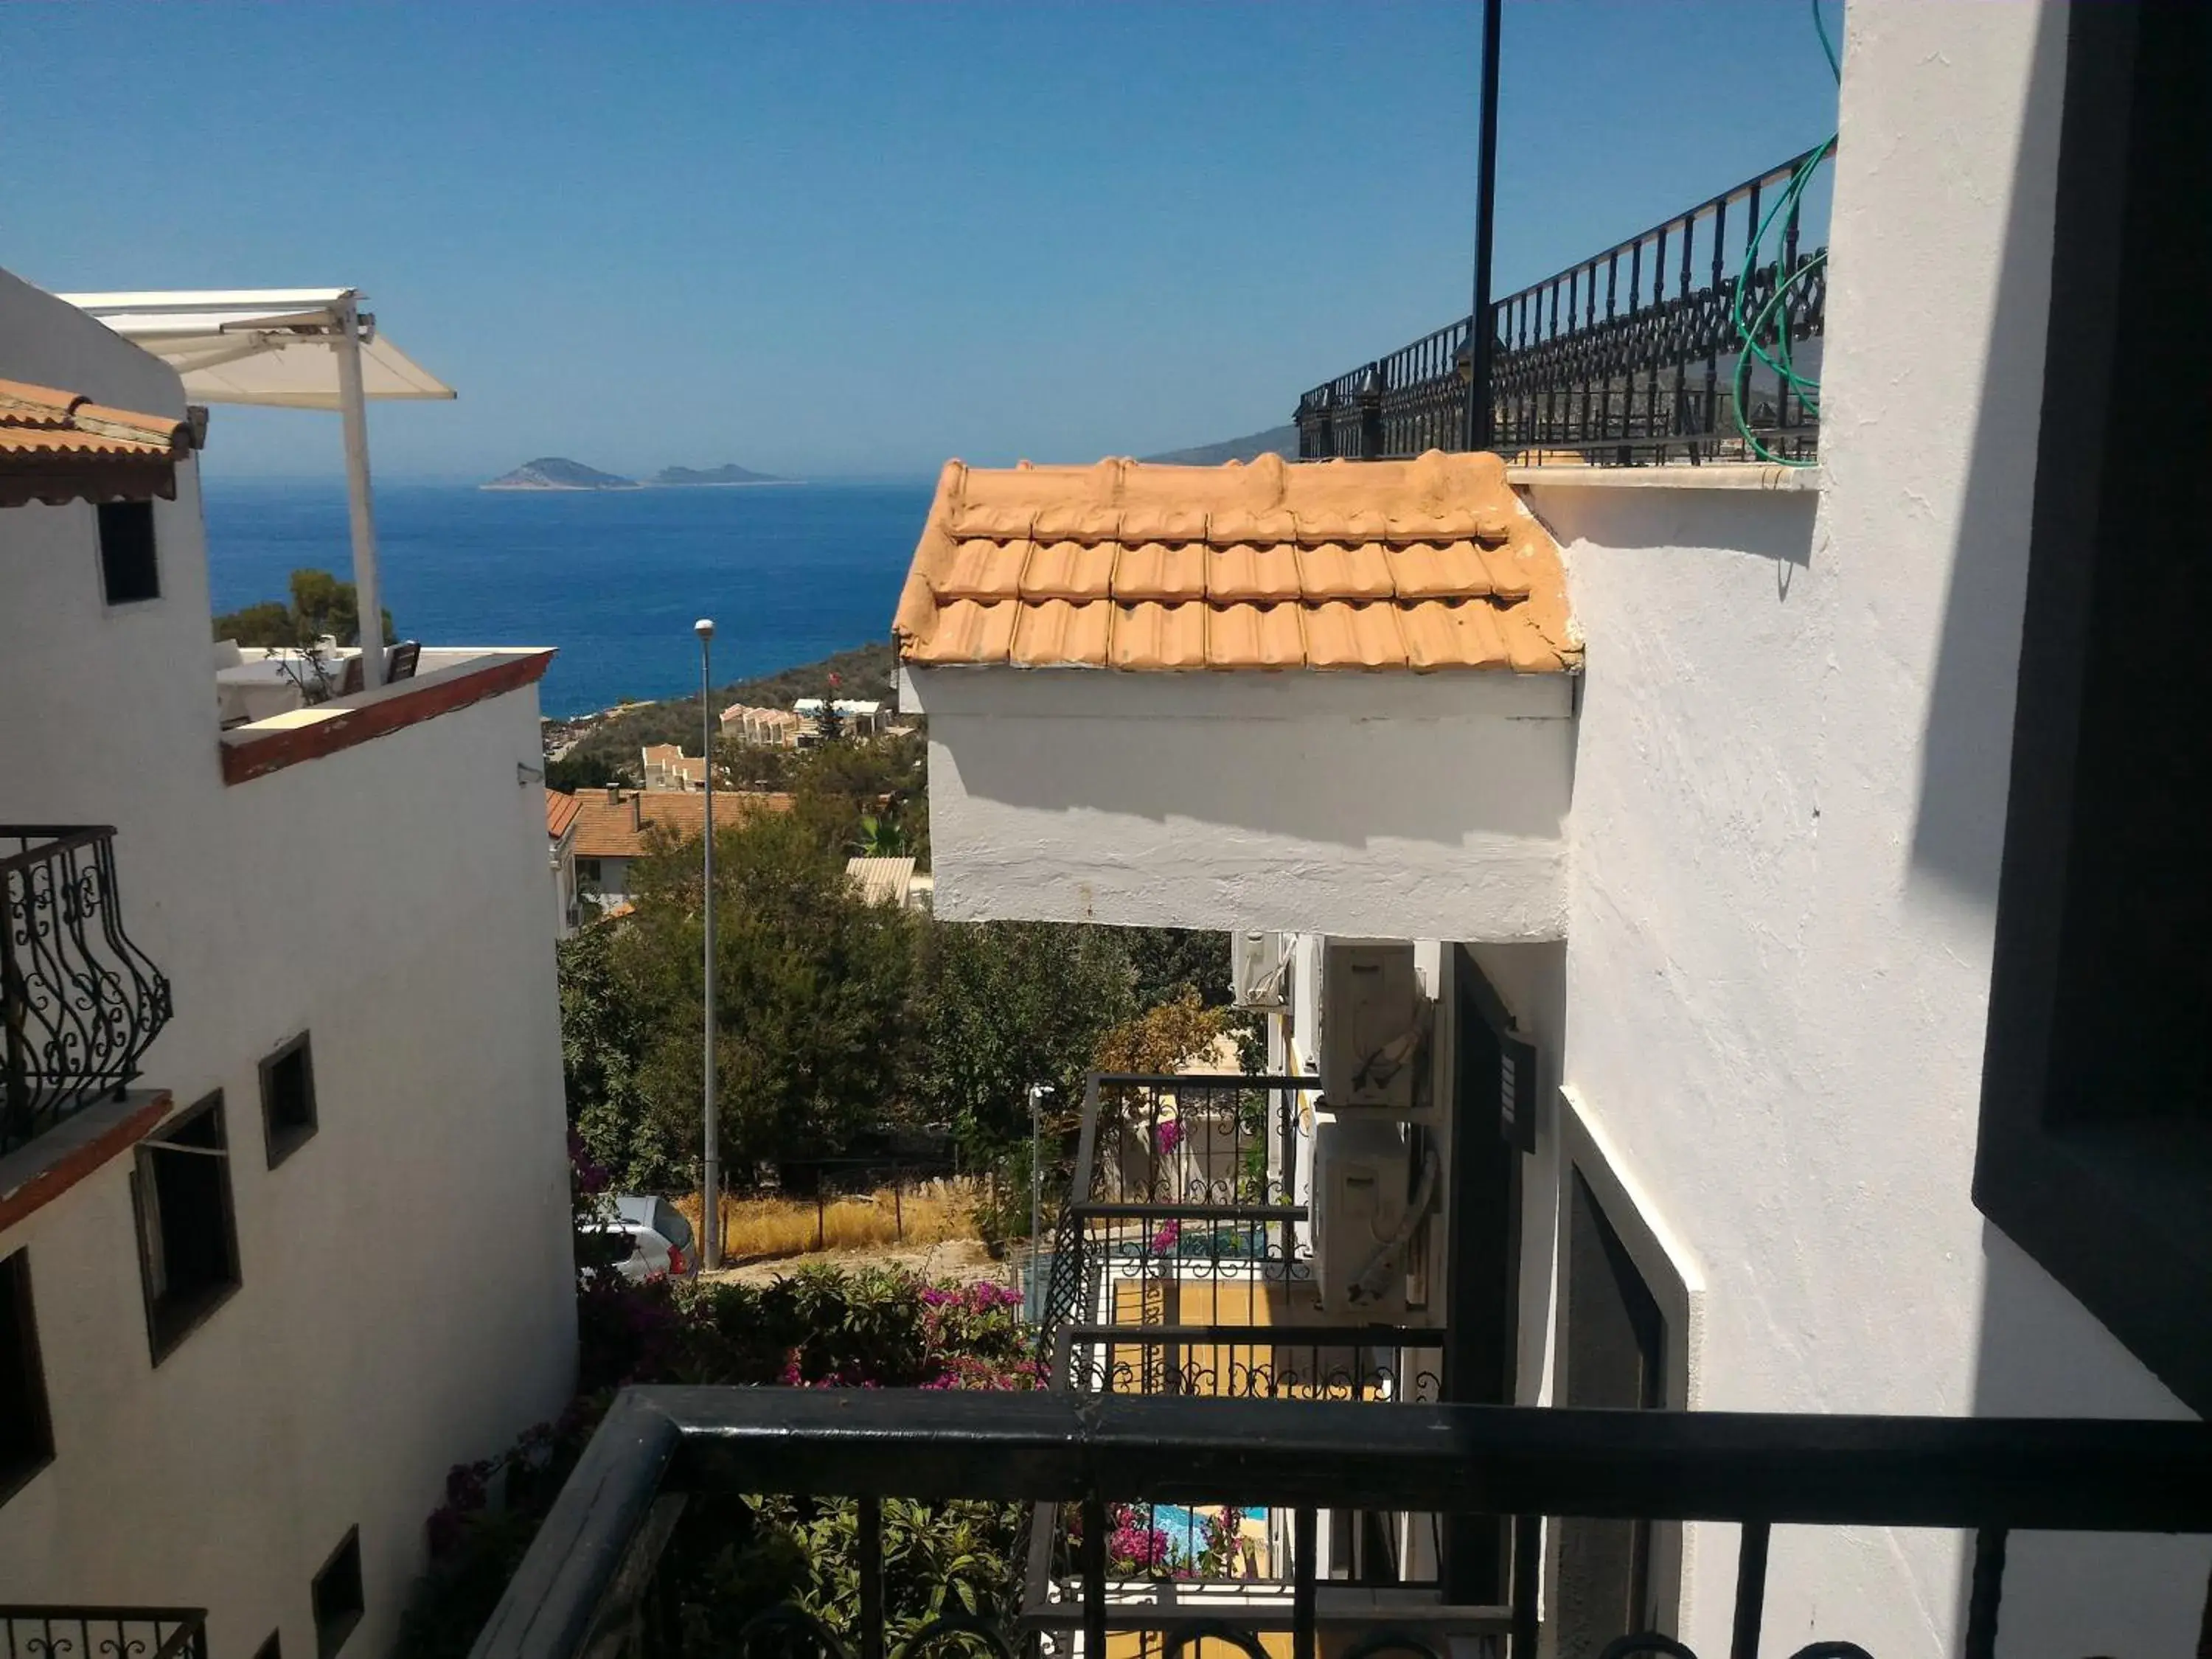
{"left": 907, "top": 919, "right": 1135, "bottom": 1161}
{"left": 1118, "top": 926, "right": 1231, "bottom": 1008}
{"left": 608, "top": 810, "right": 917, "bottom": 1180}
{"left": 213, "top": 566, "right": 396, "bottom": 647}
{"left": 545, "top": 751, "right": 622, "bottom": 793}
{"left": 557, "top": 924, "right": 673, "bottom": 1188}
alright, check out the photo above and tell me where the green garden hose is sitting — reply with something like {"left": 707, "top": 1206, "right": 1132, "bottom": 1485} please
{"left": 1731, "top": 0, "right": 1843, "bottom": 466}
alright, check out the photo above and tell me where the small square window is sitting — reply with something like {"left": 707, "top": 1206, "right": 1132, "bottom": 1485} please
{"left": 312, "top": 1527, "right": 364, "bottom": 1659}
{"left": 133, "top": 1093, "right": 243, "bottom": 1364}
{"left": 97, "top": 501, "right": 161, "bottom": 605}
{"left": 0, "top": 1248, "right": 56, "bottom": 1508}
{"left": 260, "top": 1033, "right": 319, "bottom": 1167}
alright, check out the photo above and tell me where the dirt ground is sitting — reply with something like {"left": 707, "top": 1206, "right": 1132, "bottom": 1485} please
{"left": 701, "top": 1234, "right": 1016, "bottom": 1289}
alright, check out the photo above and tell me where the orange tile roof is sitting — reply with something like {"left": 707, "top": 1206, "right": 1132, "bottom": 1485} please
{"left": 546, "top": 788, "right": 582, "bottom": 841}
{"left": 891, "top": 450, "right": 1578, "bottom": 673}
{"left": 0, "top": 378, "right": 195, "bottom": 508}
{"left": 571, "top": 788, "right": 794, "bottom": 860}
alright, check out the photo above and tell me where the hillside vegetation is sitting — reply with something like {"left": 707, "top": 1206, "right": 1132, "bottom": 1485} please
{"left": 563, "top": 641, "right": 900, "bottom": 771}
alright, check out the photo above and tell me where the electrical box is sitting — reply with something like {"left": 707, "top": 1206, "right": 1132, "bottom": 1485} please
{"left": 1313, "top": 1118, "right": 1411, "bottom": 1316}
{"left": 1231, "top": 931, "right": 1288, "bottom": 1010}
{"left": 1320, "top": 940, "right": 1427, "bottom": 1112}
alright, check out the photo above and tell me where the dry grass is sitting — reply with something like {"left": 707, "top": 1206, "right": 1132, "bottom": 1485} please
{"left": 674, "top": 1180, "right": 979, "bottom": 1265}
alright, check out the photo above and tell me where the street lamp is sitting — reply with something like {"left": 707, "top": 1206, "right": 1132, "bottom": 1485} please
{"left": 1028, "top": 1082, "right": 1052, "bottom": 1321}
{"left": 697, "top": 618, "right": 720, "bottom": 1270}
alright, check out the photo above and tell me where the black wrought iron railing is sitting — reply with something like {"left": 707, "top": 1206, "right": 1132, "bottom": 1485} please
{"left": 0, "top": 1607, "right": 209, "bottom": 1659}
{"left": 1295, "top": 144, "right": 1834, "bottom": 466}
{"left": 465, "top": 1386, "right": 2212, "bottom": 1659}
{"left": 1, "top": 827, "right": 173, "bottom": 1157}
{"left": 1038, "top": 1074, "right": 1315, "bottom": 1343}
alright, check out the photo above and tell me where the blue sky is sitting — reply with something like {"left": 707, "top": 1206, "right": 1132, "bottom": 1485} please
{"left": 7, "top": 3, "right": 1839, "bottom": 481}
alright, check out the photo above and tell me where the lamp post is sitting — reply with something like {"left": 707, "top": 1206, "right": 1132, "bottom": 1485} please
{"left": 1028, "top": 1083, "right": 1051, "bottom": 1321}
{"left": 1463, "top": 0, "right": 1503, "bottom": 453}
{"left": 697, "top": 618, "right": 720, "bottom": 1271}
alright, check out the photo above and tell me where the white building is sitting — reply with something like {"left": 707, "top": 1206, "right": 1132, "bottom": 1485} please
{"left": 894, "top": 6, "right": 2210, "bottom": 1655}
{"left": 0, "top": 268, "right": 575, "bottom": 1657}
{"left": 639, "top": 743, "right": 707, "bottom": 792}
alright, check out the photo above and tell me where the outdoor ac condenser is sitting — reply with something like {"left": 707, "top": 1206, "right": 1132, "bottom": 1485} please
{"left": 1319, "top": 940, "right": 1427, "bottom": 1112}
{"left": 1313, "top": 1118, "right": 1411, "bottom": 1316}
{"left": 1230, "top": 931, "right": 1288, "bottom": 1010}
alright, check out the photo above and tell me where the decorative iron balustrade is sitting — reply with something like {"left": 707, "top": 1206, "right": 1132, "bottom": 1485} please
{"left": 1296, "top": 144, "right": 1834, "bottom": 466}
{"left": 464, "top": 1385, "right": 2212, "bottom": 1659}
{"left": 0, "top": 1607, "right": 209, "bottom": 1659}
{"left": 1039, "top": 1074, "right": 1315, "bottom": 1343}
{"left": 1060, "top": 1324, "right": 1444, "bottom": 1405}
{"left": 1, "top": 827, "right": 173, "bottom": 1157}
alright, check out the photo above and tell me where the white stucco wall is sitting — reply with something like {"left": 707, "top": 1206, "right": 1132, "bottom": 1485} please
{"left": 907, "top": 667, "right": 1574, "bottom": 942}
{"left": 0, "top": 269, "right": 575, "bottom": 1656}
{"left": 1536, "top": 4, "right": 2206, "bottom": 1654}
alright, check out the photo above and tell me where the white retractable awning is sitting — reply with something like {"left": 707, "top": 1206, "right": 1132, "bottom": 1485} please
{"left": 62, "top": 287, "right": 456, "bottom": 692}
{"left": 59, "top": 288, "right": 453, "bottom": 410}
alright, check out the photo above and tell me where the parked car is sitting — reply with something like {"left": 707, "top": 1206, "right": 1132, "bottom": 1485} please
{"left": 579, "top": 1194, "right": 698, "bottom": 1281}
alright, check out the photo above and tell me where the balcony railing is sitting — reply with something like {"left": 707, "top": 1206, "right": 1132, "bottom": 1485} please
{"left": 1038, "top": 1074, "right": 1315, "bottom": 1343}
{"left": 1295, "top": 144, "right": 1834, "bottom": 467}
{"left": 465, "top": 1385, "right": 2212, "bottom": 1659}
{"left": 0, "top": 1607, "right": 209, "bottom": 1659}
{"left": 1, "top": 827, "right": 173, "bottom": 1158}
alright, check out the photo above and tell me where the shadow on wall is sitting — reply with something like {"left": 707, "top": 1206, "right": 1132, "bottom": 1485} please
{"left": 1966, "top": 1224, "right": 2210, "bottom": 1657}
{"left": 936, "top": 693, "right": 1571, "bottom": 846}
{"left": 1902, "top": 16, "right": 2063, "bottom": 909}
{"left": 1933, "top": 9, "right": 2212, "bottom": 1652}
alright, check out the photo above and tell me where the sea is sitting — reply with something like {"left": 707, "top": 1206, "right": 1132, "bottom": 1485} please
{"left": 201, "top": 479, "right": 936, "bottom": 719}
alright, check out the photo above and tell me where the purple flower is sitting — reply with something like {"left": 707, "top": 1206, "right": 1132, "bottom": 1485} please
{"left": 1149, "top": 1221, "right": 1181, "bottom": 1256}
{"left": 1153, "top": 1119, "right": 1185, "bottom": 1155}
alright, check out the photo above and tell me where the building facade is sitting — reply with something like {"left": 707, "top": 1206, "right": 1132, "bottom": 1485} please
{"left": 0, "top": 268, "right": 577, "bottom": 1657}
{"left": 894, "top": 5, "right": 2209, "bottom": 1656}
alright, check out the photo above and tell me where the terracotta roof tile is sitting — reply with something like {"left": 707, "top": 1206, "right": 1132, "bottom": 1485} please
{"left": 570, "top": 789, "right": 794, "bottom": 860}
{"left": 1386, "top": 540, "right": 1492, "bottom": 599}
{"left": 1113, "top": 541, "right": 1207, "bottom": 603}
{"left": 1402, "top": 599, "right": 1511, "bottom": 669}
{"left": 1021, "top": 538, "right": 1116, "bottom": 601}
{"left": 891, "top": 450, "right": 1578, "bottom": 674}
{"left": 1295, "top": 540, "right": 1395, "bottom": 602}
{"left": 1303, "top": 602, "right": 1408, "bottom": 669}
{"left": 1111, "top": 602, "right": 1208, "bottom": 670}
{"left": 1010, "top": 599, "right": 1111, "bottom": 667}
{"left": 546, "top": 788, "right": 583, "bottom": 840}
{"left": 1206, "top": 542, "right": 1303, "bottom": 604}
{"left": 939, "top": 538, "right": 1031, "bottom": 600}
{"left": 0, "top": 376, "right": 194, "bottom": 507}
{"left": 909, "top": 599, "right": 1018, "bottom": 664}
{"left": 1207, "top": 602, "right": 1305, "bottom": 669}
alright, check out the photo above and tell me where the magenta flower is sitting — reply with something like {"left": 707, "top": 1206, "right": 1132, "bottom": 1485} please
{"left": 1153, "top": 1119, "right": 1184, "bottom": 1155}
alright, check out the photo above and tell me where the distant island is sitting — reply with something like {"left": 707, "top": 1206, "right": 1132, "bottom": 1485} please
{"left": 653, "top": 463, "right": 791, "bottom": 487}
{"left": 482, "top": 457, "right": 639, "bottom": 491}
{"left": 482, "top": 457, "right": 794, "bottom": 490}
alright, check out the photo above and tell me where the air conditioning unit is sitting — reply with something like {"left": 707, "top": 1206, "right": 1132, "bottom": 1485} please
{"left": 1313, "top": 1119, "right": 1411, "bottom": 1316}
{"left": 1230, "top": 931, "right": 1288, "bottom": 1010}
{"left": 1320, "top": 940, "right": 1428, "bottom": 1112}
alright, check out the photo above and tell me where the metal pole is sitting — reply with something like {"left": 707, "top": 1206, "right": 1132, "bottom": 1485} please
{"left": 697, "top": 618, "right": 719, "bottom": 1270}
{"left": 1029, "top": 1083, "right": 1048, "bottom": 1318}
{"left": 1464, "top": 0, "right": 1504, "bottom": 453}
{"left": 333, "top": 296, "right": 385, "bottom": 687}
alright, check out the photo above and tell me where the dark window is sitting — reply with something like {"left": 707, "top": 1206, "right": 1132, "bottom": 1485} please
{"left": 312, "top": 1527, "right": 364, "bottom": 1658}
{"left": 133, "top": 1093, "right": 243, "bottom": 1364}
{"left": 260, "top": 1033, "right": 319, "bottom": 1168}
{"left": 96, "top": 501, "right": 160, "bottom": 604}
{"left": 1555, "top": 1169, "right": 1665, "bottom": 1652}
{"left": 575, "top": 857, "right": 602, "bottom": 885}
{"left": 1976, "top": 0, "right": 2212, "bottom": 1416}
{"left": 0, "top": 1249, "right": 56, "bottom": 1507}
